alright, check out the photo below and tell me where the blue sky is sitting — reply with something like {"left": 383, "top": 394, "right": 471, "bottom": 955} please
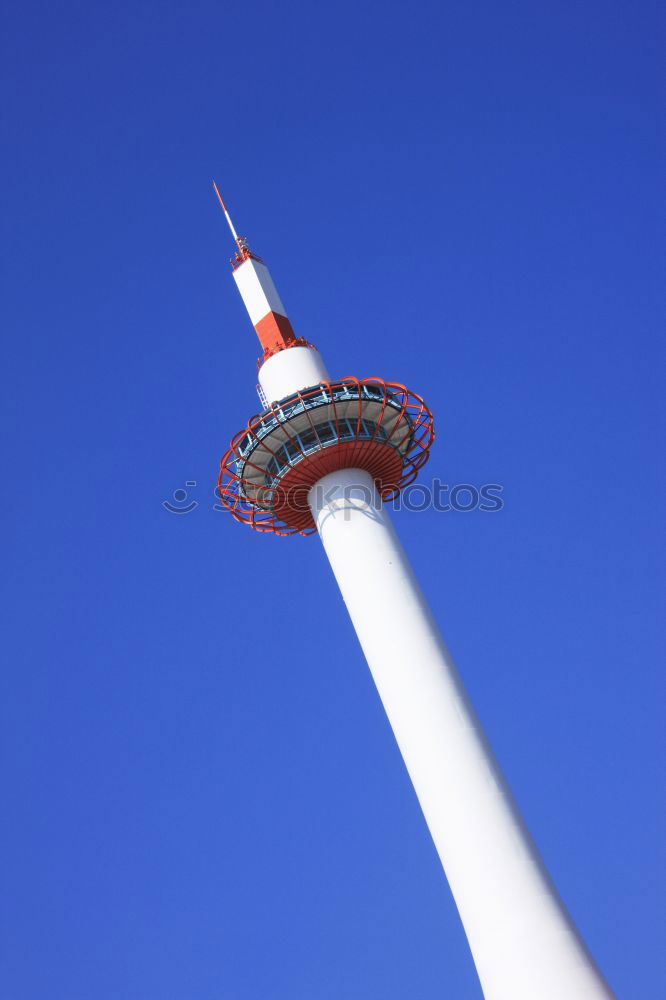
{"left": 2, "top": 1, "right": 663, "bottom": 997}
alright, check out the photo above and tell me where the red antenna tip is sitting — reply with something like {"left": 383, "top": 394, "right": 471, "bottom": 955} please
{"left": 211, "top": 182, "right": 255, "bottom": 266}
{"left": 212, "top": 181, "right": 227, "bottom": 213}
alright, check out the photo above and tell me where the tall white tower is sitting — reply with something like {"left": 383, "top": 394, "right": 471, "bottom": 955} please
{"left": 213, "top": 186, "right": 615, "bottom": 1000}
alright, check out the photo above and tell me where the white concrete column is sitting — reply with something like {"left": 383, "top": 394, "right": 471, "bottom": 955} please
{"left": 258, "top": 345, "right": 329, "bottom": 402}
{"left": 308, "top": 467, "right": 614, "bottom": 1000}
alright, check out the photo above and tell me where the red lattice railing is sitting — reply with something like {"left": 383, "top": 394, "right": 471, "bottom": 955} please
{"left": 217, "top": 377, "right": 435, "bottom": 536}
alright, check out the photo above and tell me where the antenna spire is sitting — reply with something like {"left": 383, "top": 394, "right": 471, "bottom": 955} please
{"left": 213, "top": 181, "right": 242, "bottom": 244}
{"left": 213, "top": 182, "right": 255, "bottom": 267}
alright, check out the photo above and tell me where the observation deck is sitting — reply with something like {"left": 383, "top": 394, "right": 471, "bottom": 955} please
{"left": 218, "top": 377, "right": 435, "bottom": 535}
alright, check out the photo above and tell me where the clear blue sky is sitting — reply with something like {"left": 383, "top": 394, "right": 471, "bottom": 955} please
{"left": 2, "top": 2, "right": 663, "bottom": 997}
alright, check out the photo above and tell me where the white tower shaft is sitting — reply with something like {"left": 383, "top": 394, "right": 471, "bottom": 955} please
{"left": 308, "top": 467, "right": 614, "bottom": 1000}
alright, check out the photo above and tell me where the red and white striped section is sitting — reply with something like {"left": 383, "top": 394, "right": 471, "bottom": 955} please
{"left": 213, "top": 182, "right": 302, "bottom": 360}
{"left": 233, "top": 256, "right": 298, "bottom": 358}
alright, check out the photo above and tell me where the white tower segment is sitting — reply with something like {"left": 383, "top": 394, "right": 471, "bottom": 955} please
{"left": 214, "top": 180, "right": 312, "bottom": 364}
{"left": 212, "top": 188, "right": 616, "bottom": 999}
{"left": 308, "top": 467, "right": 613, "bottom": 1000}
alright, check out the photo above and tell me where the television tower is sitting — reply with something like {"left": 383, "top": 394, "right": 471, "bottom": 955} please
{"left": 212, "top": 185, "right": 615, "bottom": 1000}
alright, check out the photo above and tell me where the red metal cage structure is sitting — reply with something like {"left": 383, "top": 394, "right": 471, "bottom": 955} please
{"left": 217, "top": 377, "right": 435, "bottom": 536}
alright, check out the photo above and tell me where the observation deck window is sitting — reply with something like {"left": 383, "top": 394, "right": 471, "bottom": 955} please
{"left": 317, "top": 422, "right": 337, "bottom": 443}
